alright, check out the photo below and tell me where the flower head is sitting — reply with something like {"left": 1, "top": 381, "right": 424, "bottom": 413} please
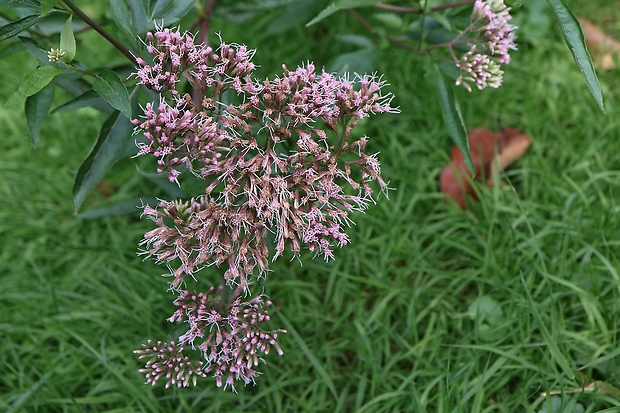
{"left": 455, "top": 0, "right": 517, "bottom": 90}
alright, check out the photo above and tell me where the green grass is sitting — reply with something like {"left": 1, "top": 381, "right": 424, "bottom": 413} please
{"left": 2, "top": 2, "right": 620, "bottom": 412}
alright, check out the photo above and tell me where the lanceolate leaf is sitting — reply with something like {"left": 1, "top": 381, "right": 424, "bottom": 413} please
{"left": 41, "top": 0, "right": 60, "bottom": 15}
{"left": 307, "top": 0, "right": 380, "bottom": 26}
{"left": 546, "top": 0, "right": 604, "bottom": 112}
{"left": 73, "top": 111, "right": 134, "bottom": 211}
{"left": 60, "top": 14, "right": 76, "bottom": 62}
{"left": 93, "top": 69, "right": 131, "bottom": 119}
{"left": 0, "top": 14, "right": 44, "bottom": 41}
{"left": 5, "top": 66, "right": 63, "bottom": 107}
{"left": 435, "top": 65, "right": 475, "bottom": 175}
{"left": 25, "top": 82, "right": 55, "bottom": 147}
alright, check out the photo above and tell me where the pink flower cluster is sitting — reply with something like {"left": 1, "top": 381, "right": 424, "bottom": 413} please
{"left": 135, "top": 286, "right": 285, "bottom": 391}
{"left": 132, "top": 27, "right": 397, "bottom": 390}
{"left": 455, "top": 0, "right": 517, "bottom": 91}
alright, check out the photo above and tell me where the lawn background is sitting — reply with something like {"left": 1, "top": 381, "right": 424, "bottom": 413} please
{"left": 1, "top": 0, "right": 620, "bottom": 412}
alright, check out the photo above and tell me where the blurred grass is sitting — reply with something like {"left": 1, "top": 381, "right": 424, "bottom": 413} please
{"left": 2, "top": 2, "right": 620, "bottom": 412}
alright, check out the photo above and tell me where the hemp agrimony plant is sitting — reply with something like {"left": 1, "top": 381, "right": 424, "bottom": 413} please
{"left": 0, "top": 0, "right": 602, "bottom": 392}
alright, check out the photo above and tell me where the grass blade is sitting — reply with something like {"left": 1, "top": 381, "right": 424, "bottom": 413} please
{"left": 277, "top": 310, "right": 338, "bottom": 399}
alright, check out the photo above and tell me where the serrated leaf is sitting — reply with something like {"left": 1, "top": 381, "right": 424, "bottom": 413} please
{"left": 435, "top": 65, "right": 474, "bottom": 175}
{"left": 25, "top": 82, "right": 54, "bottom": 147}
{"left": 5, "top": 65, "right": 63, "bottom": 107}
{"left": 41, "top": 0, "right": 59, "bottom": 15}
{"left": 546, "top": 0, "right": 604, "bottom": 112}
{"left": 93, "top": 70, "right": 131, "bottom": 119}
{"left": 152, "top": 0, "right": 196, "bottom": 21}
{"left": 0, "top": 14, "right": 44, "bottom": 41}
{"left": 60, "top": 14, "right": 75, "bottom": 61}
{"left": 73, "top": 111, "right": 134, "bottom": 211}
{"left": 307, "top": 0, "right": 379, "bottom": 26}
{"left": 51, "top": 90, "right": 114, "bottom": 114}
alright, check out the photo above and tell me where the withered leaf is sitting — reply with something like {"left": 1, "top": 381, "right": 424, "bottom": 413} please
{"left": 440, "top": 127, "right": 531, "bottom": 208}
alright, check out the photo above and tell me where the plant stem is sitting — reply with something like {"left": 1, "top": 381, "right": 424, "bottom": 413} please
{"left": 61, "top": 0, "right": 137, "bottom": 64}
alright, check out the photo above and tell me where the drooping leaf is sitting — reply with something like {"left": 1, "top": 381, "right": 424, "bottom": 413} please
{"left": 5, "top": 65, "right": 63, "bottom": 107}
{"left": 435, "top": 65, "right": 474, "bottom": 175}
{"left": 25, "top": 82, "right": 54, "bottom": 147}
{"left": 546, "top": 0, "right": 604, "bottom": 112}
{"left": 307, "top": 0, "right": 380, "bottom": 26}
{"left": 73, "top": 111, "right": 134, "bottom": 211}
{"left": 152, "top": 0, "right": 197, "bottom": 22}
{"left": 0, "top": 14, "right": 44, "bottom": 41}
{"left": 92, "top": 69, "right": 131, "bottom": 119}
{"left": 109, "top": 0, "right": 132, "bottom": 34}
{"left": 60, "top": 14, "right": 75, "bottom": 62}
{"left": 40, "top": 0, "right": 59, "bottom": 15}
{"left": 51, "top": 90, "right": 114, "bottom": 114}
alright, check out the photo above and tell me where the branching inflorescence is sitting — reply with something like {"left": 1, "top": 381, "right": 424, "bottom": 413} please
{"left": 132, "top": 26, "right": 398, "bottom": 390}
{"left": 453, "top": 0, "right": 517, "bottom": 91}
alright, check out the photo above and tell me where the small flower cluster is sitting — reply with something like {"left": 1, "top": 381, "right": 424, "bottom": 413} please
{"left": 455, "top": 0, "right": 517, "bottom": 91}
{"left": 132, "top": 26, "right": 397, "bottom": 390}
{"left": 135, "top": 286, "right": 285, "bottom": 391}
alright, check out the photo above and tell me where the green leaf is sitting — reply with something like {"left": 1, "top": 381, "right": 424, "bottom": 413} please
{"left": 109, "top": 0, "right": 132, "bottom": 34}
{"left": 307, "top": 0, "right": 379, "bottom": 26}
{"left": 0, "top": 0, "right": 40, "bottom": 10}
{"left": 73, "top": 111, "right": 134, "bottom": 211}
{"left": 128, "top": 0, "right": 150, "bottom": 34}
{"left": 546, "top": 0, "right": 604, "bottom": 112}
{"left": 25, "top": 82, "right": 54, "bottom": 147}
{"left": 152, "top": 0, "right": 197, "bottom": 22}
{"left": 5, "top": 66, "right": 63, "bottom": 107}
{"left": 435, "top": 65, "right": 475, "bottom": 175}
{"left": 93, "top": 70, "right": 131, "bottom": 119}
{"left": 41, "top": 0, "right": 59, "bottom": 14}
{"left": 328, "top": 47, "right": 377, "bottom": 75}
{"left": 60, "top": 14, "right": 76, "bottom": 62}
{"left": 51, "top": 89, "right": 114, "bottom": 114}
{"left": 0, "top": 14, "right": 44, "bottom": 41}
